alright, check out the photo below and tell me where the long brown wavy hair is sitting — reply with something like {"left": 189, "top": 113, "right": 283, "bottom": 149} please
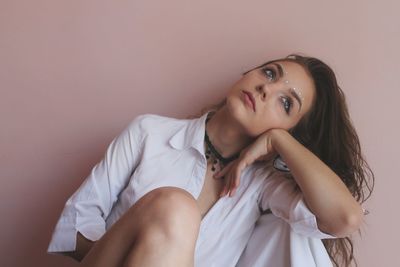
{"left": 188, "top": 54, "right": 375, "bottom": 267}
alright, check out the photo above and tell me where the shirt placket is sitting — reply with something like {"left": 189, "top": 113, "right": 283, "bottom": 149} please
{"left": 187, "top": 151, "right": 207, "bottom": 198}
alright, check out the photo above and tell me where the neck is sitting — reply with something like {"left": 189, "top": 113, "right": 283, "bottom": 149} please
{"left": 205, "top": 106, "right": 254, "bottom": 158}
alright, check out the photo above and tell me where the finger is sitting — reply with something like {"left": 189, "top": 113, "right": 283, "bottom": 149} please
{"left": 219, "top": 186, "right": 227, "bottom": 198}
{"left": 230, "top": 163, "right": 245, "bottom": 197}
{"left": 235, "top": 162, "right": 244, "bottom": 183}
{"left": 222, "top": 172, "right": 234, "bottom": 197}
{"left": 213, "top": 161, "right": 233, "bottom": 179}
{"left": 229, "top": 175, "right": 241, "bottom": 197}
{"left": 230, "top": 187, "right": 237, "bottom": 197}
{"left": 213, "top": 169, "right": 224, "bottom": 179}
{"left": 219, "top": 178, "right": 229, "bottom": 197}
{"left": 233, "top": 176, "right": 240, "bottom": 190}
{"left": 228, "top": 172, "right": 236, "bottom": 197}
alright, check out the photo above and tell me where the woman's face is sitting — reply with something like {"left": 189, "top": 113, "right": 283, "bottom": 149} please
{"left": 225, "top": 60, "right": 316, "bottom": 137}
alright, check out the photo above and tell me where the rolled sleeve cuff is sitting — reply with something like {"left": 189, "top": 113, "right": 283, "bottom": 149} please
{"left": 288, "top": 198, "right": 336, "bottom": 239}
{"left": 47, "top": 213, "right": 106, "bottom": 253}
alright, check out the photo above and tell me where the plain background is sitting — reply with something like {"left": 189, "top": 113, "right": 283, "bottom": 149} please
{"left": 1, "top": 0, "right": 398, "bottom": 266}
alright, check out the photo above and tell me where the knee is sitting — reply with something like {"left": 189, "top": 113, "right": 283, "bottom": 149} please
{"left": 136, "top": 187, "right": 201, "bottom": 243}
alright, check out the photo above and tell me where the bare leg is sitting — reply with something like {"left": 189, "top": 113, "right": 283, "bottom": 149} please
{"left": 80, "top": 187, "right": 201, "bottom": 267}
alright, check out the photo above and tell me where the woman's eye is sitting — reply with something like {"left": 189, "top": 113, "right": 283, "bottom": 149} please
{"left": 262, "top": 68, "right": 276, "bottom": 81}
{"left": 281, "top": 96, "right": 292, "bottom": 114}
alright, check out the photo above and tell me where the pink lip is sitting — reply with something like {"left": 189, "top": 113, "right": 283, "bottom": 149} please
{"left": 242, "top": 90, "right": 256, "bottom": 112}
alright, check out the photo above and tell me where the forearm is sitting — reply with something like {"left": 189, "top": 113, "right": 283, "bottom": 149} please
{"left": 271, "top": 129, "right": 363, "bottom": 237}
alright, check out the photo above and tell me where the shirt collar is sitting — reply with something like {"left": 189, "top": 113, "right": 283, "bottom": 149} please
{"left": 168, "top": 111, "right": 211, "bottom": 155}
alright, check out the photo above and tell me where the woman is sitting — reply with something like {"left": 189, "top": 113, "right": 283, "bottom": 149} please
{"left": 47, "top": 54, "right": 374, "bottom": 267}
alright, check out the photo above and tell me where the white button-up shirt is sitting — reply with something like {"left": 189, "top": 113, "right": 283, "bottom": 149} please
{"left": 47, "top": 111, "right": 336, "bottom": 267}
{"left": 236, "top": 209, "right": 334, "bottom": 267}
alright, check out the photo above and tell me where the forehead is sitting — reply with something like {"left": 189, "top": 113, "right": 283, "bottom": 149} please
{"left": 269, "top": 60, "right": 312, "bottom": 85}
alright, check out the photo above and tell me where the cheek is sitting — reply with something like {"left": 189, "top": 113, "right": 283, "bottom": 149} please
{"left": 264, "top": 104, "right": 284, "bottom": 125}
{"left": 256, "top": 109, "right": 294, "bottom": 132}
{"left": 225, "top": 94, "right": 244, "bottom": 115}
{"left": 251, "top": 114, "right": 281, "bottom": 135}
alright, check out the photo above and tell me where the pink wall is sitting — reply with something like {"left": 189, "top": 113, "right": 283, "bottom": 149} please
{"left": 1, "top": 0, "right": 398, "bottom": 266}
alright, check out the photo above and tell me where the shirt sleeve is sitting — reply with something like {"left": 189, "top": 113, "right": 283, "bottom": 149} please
{"left": 47, "top": 115, "right": 145, "bottom": 253}
{"left": 258, "top": 171, "right": 337, "bottom": 239}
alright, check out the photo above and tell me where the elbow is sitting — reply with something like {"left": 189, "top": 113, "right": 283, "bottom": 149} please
{"left": 318, "top": 207, "right": 364, "bottom": 238}
{"left": 338, "top": 211, "right": 363, "bottom": 237}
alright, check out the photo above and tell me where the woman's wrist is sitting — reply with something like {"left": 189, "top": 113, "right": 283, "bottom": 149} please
{"left": 269, "top": 128, "right": 291, "bottom": 155}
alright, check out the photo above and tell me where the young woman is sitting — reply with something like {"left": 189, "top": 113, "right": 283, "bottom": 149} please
{"left": 47, "top": 54, "right": 374, "bottom": 267}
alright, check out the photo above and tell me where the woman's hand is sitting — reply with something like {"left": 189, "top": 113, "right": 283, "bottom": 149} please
{"left": 213, "top": 129, "right": 279, "bottom": 197}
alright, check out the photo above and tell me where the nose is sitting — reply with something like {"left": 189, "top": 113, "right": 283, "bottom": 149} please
{"left": 255, "top": 84, "right": 267, "bottom": 100}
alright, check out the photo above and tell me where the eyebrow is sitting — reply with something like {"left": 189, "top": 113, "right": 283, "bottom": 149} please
{"left": 289, "top": 88, "right": 303, "bottom": 112}
{"left": 271, "top": 63, "right": 284, "bottom": 78}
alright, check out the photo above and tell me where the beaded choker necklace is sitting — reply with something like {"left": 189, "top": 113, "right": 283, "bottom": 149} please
{"left": 204, "top": 113, "right": 240, "bottom": 172}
